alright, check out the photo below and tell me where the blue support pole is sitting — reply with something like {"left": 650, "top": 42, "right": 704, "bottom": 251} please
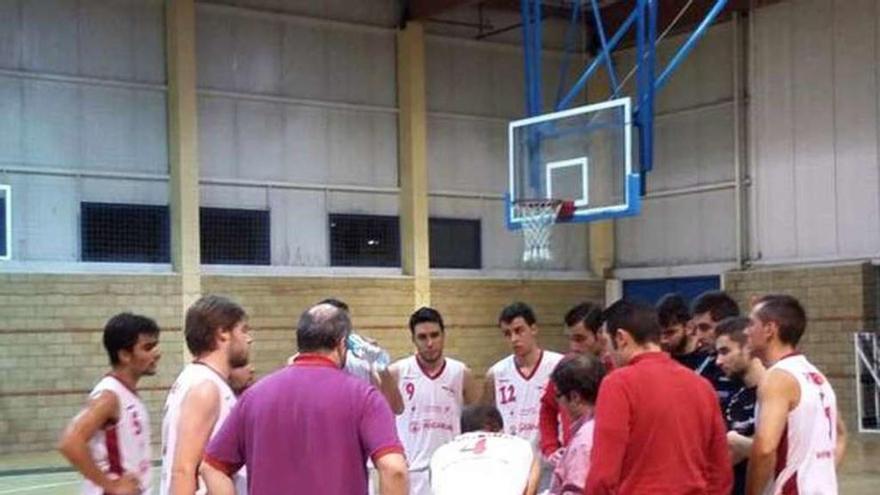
{"left": 557, "top": 8, "right": 638, "bottom": 110}
{"left": 554, "top": 1, "right": 582, "bottom": 108}
{"left": 655, "top": 0, "right": 729, "bottom": 91}
{"left": 589, "top": 0, "right": 621, "bottom": 95}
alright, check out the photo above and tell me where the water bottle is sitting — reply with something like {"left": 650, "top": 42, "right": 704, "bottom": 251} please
{"left": 346, "top": 333, "right": 390, "bottom": 370}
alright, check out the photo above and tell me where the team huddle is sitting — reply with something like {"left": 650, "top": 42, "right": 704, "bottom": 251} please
{"left": 57, "top": 291, "right": 846, "bottom": 495}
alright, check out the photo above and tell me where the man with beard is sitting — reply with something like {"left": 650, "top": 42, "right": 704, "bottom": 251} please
{"left": 538, "top": 302, "right": 606, "bottom": 462}
{"left": 161, "top": 295, "right": 253, "bottom": 495}
{"left": 390, "top": 307, "right": 480, "bottom": 495}
{"left": 656, "top": 293, "right": 706, "bottom": 370}
{"left": 691, "top": 291, "right": 742, "bottom": 408}
{"left": 59, "top": 313, "right": 162, "bottom": 495}
{"left": 714, "top": 317, "right": 765, "bottom": 495}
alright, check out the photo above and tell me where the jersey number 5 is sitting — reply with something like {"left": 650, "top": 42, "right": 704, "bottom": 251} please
{"left": 499, "top": 385, "right": 516, "bottom": 405}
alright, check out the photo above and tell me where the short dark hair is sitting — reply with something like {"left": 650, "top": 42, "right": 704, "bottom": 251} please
{"left": 564, "top": 302, "right": 603, "bottom": 334}
{"left": 551, "top": 354, "right": 606, "bottom": 405}
{"left": 692, "top": 291, "right": 740, "bottom": 322}
{"left": 103, "top": 313, "right": 160, "bottom": 366}
{"left": 297, "top": 304, "right": 352, "bottom": 353}
{"left": 185, "top": 295, "right": 247, "bottom": 357}
{"left": 656, "top": 293, "right": 691, "bottom": 328}
{"left": 499, "top": 302, "right": 536, "bottom": 326}
{"left": 318, "top": 298, "right": 350, "bottom": 312}
{"left": 460, "top": 405, "right": 504, "bottom": 433}
{"left": 602, "top": 299, "right": 661, "bottom": 345}
{"left": 409, "top": 307, "right": 444, "bottom": 335}
{"left": 754, "top": 294, "right": 807, "bottom": 346}
{"left": 715, "top": 316, "right": 751, "bottom": 347}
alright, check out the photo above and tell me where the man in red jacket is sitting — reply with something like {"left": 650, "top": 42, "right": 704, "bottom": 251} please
{"left": 584, "top": 299, "right": 732, "bottom": 495}
{"left": 538, "top": 302, "right": 609, "bottom": 461}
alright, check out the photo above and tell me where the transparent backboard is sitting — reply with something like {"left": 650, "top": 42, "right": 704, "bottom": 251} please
{"left": 507, "top": 97, "right": 640, "bottom": 229}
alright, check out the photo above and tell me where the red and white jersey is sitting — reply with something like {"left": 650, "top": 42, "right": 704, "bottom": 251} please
{"left": 430, "top": 431, "right": 534, "bottom": 495}
{"left": 395, "top": 356, "right": 466, "bottom": 472}
{"left": 763, "top": 354, "right": 838, "bottom": 495}
{"left": 488, "top": 350, "right": 563, "bottom": 447}
{"left": 160, "top": 363, "right": 243, "bottom": 495}
{"left": 82, "top": 375, "right": 151, "bottom": 495}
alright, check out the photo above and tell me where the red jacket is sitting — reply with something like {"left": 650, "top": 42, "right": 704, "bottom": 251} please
{"left": 584, "top": 352, "right": 732, "bottom": 495}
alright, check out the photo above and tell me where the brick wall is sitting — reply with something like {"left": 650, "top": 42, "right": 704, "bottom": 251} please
{"left": 0, "top": 273, "right": 184, "bottom": 455}
{"left": 0, "top": 273, "right": 602, "bottom": 454}
{"left": 724, "top": 263, "right": 877, "bottom": 431}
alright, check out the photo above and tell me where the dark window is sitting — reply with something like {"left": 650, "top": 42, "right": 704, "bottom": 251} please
{"left": 81, "top": 203, "right": 170, "bottom": 263}
{"left": 201, "top": 207, "right": 270, "bottom": 265}
{"left": 430, "top": 218, "right": 481, "bottom": 269}
{"left": 0, "top": 189, "right": 7, "bottom": 258}
{"left": 329, "top": 214, "right": 400, "bottom": 267}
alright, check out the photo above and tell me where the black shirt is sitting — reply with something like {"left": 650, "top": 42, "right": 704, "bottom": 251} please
{"left": 675, "top": 350, "right": 742, "bottom": 409}
{"left": 724, "top": 385, "right": 757, "bottom": 495}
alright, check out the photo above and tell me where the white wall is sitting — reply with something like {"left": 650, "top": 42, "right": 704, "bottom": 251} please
{"left": 614, "top": 22, "right": 739, "bottom": 269}
{"left": 750, "top": 0, "right": 880, "bottom": 263}
{"left": 0, "top": 0, "right": 167, "bottom": 262}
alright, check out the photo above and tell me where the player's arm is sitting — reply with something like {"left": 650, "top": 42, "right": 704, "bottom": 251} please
{"left": 374, "top": 365, "right": 404, "bottom": 415}
{"left": 481, "top": 370, "right": 496, "bottom": 406}
{"left": 199, "top": 462, "right": 235, "bottom": 495}
{"left": 523, "top": 455, "right": 541, "bottom": 495}
{"left": 374, "top": 451, "right": 408, "bottom": 495}
{"left": 727, "top": 430, "right": 753, "bottom": 464}
{"left": 170, "top": 380, "right": 221, "bottom": 495}
{"left": 745, "top": 370, "right": 798, "bottom": 495}
{"left": 58, "top": 391, "right": 141, "bottom": 495}
{"left": 538, "top": 381, "right": 562, "bottom": 458}
{"left": 462, "top": 366, "right": 481, "bottom": 405}
{"left": 835, "top": 413, "right": 847, "bottom": 466}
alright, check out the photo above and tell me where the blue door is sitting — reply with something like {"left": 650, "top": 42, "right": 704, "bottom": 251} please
{"left": 622, "top": 276, "right": 721, "bottom": 306}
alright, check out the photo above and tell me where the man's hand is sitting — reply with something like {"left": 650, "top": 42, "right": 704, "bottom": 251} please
{"left": 105, "top": 473, "right": 142, "bottom": 495}
{"left": 544, "top": 447, "right": 565, "bottom": 468}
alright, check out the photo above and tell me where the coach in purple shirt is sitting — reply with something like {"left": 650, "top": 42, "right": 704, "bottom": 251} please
{"left": 201, "top": 303, "right": 408, "bottom": 495}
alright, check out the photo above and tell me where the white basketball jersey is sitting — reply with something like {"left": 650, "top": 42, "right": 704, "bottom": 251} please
{"left": 395, "top": 356, "right": 466, "bottom": 472}
{"left": 160, "top": 363, "right": 243, "bottom": 495}
{"left": 763, "top": 354, "right": 838, "bottom": 495}
{"left": 430, "top": 432, "right": 534, "bottom": 495}
{"left": 82, "top": 375, "right": 152, "bottom": 495}
{"left": 489, "top": 350, "right": 563, "bottom": 447}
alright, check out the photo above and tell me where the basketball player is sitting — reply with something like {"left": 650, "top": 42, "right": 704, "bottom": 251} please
{"left": 390, "top": 307, "right": 480, "bottom": 495}
{"left": 538, "top": 301, "right": 605, "bottom": 461}
{"left": 714, "top": 316, "right": 765, "bottom": 495}
{"left": 430, "top": 405, "right": 539, "bottom": 495}
{"left": 745, "top": 295, "right": 847, "bottom": 495}
{"left": 161, "top": 295, "right": 252, "bottom": 495}
{"left": 58, "top": 313, "right": 161, "bottom": 495}
{"left": 483, "top": 302, "right": 563, "bottom": 446}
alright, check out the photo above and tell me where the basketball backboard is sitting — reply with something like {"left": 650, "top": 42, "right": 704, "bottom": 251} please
{"left": 506, "top": 97, "right": 641, "bottom": 230}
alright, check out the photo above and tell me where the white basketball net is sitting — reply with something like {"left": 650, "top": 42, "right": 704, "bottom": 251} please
{"left": 515, "top": 200, "right": 563, "bottom": 264}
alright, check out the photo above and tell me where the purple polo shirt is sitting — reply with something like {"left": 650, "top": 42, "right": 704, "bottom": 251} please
{"left": 204, "top": 354, "right": 404, "bottom": 495}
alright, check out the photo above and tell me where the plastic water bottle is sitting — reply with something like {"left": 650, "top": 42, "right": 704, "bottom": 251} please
{"left": 346, "top": 333, "right": 390, "bottom": 370}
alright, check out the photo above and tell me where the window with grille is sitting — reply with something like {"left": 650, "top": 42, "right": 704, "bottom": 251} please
{"left": 430, "top": 218, "right": 481, "bottom": 269}
{"left": 81, "top": 203, "right": 170, "bottom": 263}
{"left": 329, "top": 214, "right": 400, "bottom": 267}
{"left": 201, "top": 207, "right": 270, "bottom": 265}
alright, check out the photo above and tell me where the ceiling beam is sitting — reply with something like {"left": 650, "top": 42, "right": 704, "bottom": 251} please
{"left": 406, "top": 0, "right": 484, "bottom": 20}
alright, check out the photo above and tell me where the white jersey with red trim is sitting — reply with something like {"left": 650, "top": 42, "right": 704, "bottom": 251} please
{"left": 160, "top": 363, "right": 243, "bottom": 495}
{"left": 395, "top": 355, "right": 466, "bottom": 488}
{"left": 82, "top": 375, "right": 151, "bottom": 495}
{"left": 488, "top": 350, "right": 563, "bottom": 447}
{"left": 430, "top": 431, "right": 534, "bottom": 495}
{"left": 763, "top": 354, "right": 838, "bottom": 495}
